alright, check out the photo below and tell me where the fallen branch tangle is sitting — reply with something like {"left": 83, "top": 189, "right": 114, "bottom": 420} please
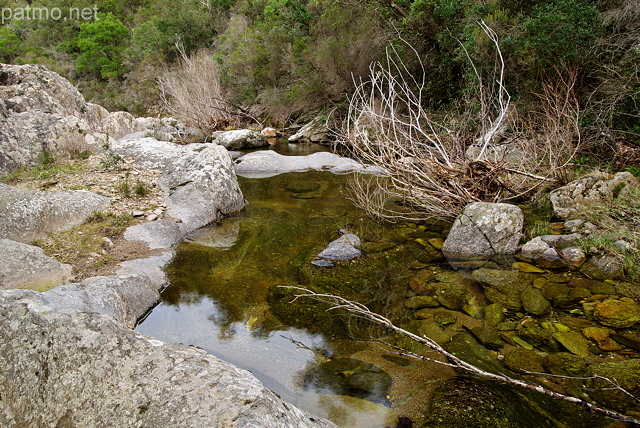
{"left": 342, "top": 21, "right": 581, "bottom": 221}
{"left": 285, "top": 286, "right": 640, "bottom": 425}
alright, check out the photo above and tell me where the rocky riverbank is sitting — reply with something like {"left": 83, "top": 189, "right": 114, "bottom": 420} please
{"left": 1, "top": 62, "right": 639, "bottom": 427}
{"left": 0, "top": 63, "right": 339, "bottom": 427}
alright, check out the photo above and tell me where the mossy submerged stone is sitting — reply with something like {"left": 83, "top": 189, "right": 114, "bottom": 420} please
{"left": 594, "top": 299, "right": 640, "bottom": 328}
{"left": 423, "top": 376, "right": 609, "bottom": 428}
{"left": 518, "top": 325, "right": 560, "bottom": 352}
{"left": 543, "top": 352, "right": 587, "bottom": 376}
{"left": 484, "top": 303, "right": 505, "bottom": 327}
{"left": 472, "top": 269, "right": 534, "bottom": 294}
{"left": 303, "top": 358, "right": 392, "bottom": 401}
{"left": 588, "top": 359, "right": 640, "bottom": 413}
{"left": 469, "top": 325, "right": 504, "bottom": 350}
{"left": 541, "top": 282, "right": 570, "bottom": 300}
{"left": 552, "top": 331, "right": 591, "bottom": 357}
{"left": 521, "top": 288, "right": 550, "bottom": 315}
{"left": 405, "top": 296, "right": 440, "bottom": 309}
{"left": 504, "top": 348, "right": 545, "bottom": 373}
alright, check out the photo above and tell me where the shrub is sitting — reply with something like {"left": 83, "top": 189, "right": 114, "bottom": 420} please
{"left": 159, "top": 49, "right": 242, "bottom": 134}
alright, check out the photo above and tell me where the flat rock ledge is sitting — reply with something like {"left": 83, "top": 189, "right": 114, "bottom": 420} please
{"left": 0, "top": 239, "right": 73, "bottom": 290}
{"left": 0, "top": 183, "right": 111, "bottom": 243}
{"left": 234, "top": 150, "right": 383, "bottom": 177}
{"left": 0, "top": 289, "right": 334, "bottom": 427}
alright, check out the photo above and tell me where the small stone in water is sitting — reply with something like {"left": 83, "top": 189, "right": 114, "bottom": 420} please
{"left": 311, "top": 259, "right": 334, "bottom": 267}
{"left": 512, "top": 262, "right": 545, "bottom": 273}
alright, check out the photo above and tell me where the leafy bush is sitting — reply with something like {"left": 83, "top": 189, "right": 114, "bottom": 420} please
{"left": 521, "top": 0, "right": 601, "bottom": 65}
{"left": 74, "top": 13, "right": 130, "bottom": 79}
{"left": 159, "top": 49, "right": 240, "bottom": 134}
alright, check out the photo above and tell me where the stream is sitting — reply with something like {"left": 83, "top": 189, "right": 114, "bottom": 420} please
{"left": 136, "top": 143, "right": 627, "bottom": 427}
{"left": 136, "top": 143, "right": 452, "bottom": 426}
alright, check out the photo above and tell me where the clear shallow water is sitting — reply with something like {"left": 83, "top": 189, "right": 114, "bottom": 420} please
{"left": 136, "top": 164, "right": 448, "bottom": 426}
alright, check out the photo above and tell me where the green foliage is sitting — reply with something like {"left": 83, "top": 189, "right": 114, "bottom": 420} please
{"left": 134, "top": 181, "right": 148, "bottom": 196}
{"left": 119, "top": 172, "right": 131, "bottom": 198}
{"left": 521, "top": 0, "right": 601, "bottom": 65}
{"left": 74, "top": 12, "right": 130, "bottom": 79}
{"left": 0, "top": 27, "right": 22, "bottom": 62}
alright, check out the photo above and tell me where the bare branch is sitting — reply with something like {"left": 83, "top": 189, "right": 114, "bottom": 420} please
{"left": 339, "top": 22, "right": 581, "bottom": 221}
{"left": 283, "top": 286, "right": 640, "bottom": 425}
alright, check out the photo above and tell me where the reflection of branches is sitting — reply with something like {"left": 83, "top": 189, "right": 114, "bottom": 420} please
{"left": 284, "top": 286, "right": 640, "bottom": 424}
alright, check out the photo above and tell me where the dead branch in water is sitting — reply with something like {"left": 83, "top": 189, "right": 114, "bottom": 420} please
{"left": 284, "top": 286, "right": 640, "bottom": 425}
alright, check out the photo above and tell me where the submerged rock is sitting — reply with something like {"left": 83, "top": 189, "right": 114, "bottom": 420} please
{"left": 543, "top": 352, "right": 587, "bottom": 376}
{"left": 424, "top": 376, "right": 608, "bottom": 427}
{"left": 521, "top": 287, "right": 550, "bottom": 315}
{"left": 588, "top": 359, "right": 640, "bottom": 413}
{"left": 296, "top": 393, "right": 397, "bottom": 428}
{"left": 303, "top": 358, "right": 392, "bottom": 403}
{"left": 504, "top": 348, "right": 545, "bottom": 373}
{"left": 442, "top": 202, "right": 523, "bottom": 260}
{"left": 552, "top": 331, "right": 591, "bottom": 357}
{"left": 594, "top": 299, "right": 640, "bottom": 328}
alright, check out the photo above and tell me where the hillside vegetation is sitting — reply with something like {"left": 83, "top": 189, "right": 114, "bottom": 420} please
{"left": 1, "top": 0, "right": 638, "bottom": 161}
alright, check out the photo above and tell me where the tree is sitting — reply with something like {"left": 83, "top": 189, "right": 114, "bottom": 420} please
{"left": 75, "top": 12, "right": 130, "bottom": 80}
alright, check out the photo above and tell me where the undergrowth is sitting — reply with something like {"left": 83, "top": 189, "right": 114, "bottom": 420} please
{"left": 32, "top": 211, "right": 134, "bottom": 267}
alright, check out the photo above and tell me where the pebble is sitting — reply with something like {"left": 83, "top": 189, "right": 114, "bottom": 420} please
{"left": 146, "top": 214, "right": 158, "bottom": 221}
{"left": 132, "top": 211, "right": 145, "bottom": 217}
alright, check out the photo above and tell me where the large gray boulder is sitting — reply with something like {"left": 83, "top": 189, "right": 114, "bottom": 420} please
{"left": 111, "top": 137, "right": 246, "bottom": 233}
{"left": 0, "top": 184, "right": 111, "bottom": 242}
{"left": 0, "top": 64, "right": 143, "bottom": 175}
{"left": 0, "top": 63, "right": 85, "bottom": 116}
{"left": 0, "top": 291, "right": 335, "bottom": 427}
{"left": 549, "top": 171, "right": 639, "bottom": 219}
{"left": 212, "top": 129, "right": 269, "bottom": 150}
{"left": 0, "top": 239, "right": 73, "bottom": 290}
{"left": 159, "top": 143, "right": 246, "bottom": 232}
{"left": 288, "top": 117, "right": 331, "bottom": 144}
{"left": 442, "top": 202, "right": 524, "bottom": 260}
{"left": 111, "top": 136, "right": 194, "bottom": 169}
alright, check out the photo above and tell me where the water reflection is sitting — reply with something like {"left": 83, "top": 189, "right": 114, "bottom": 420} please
{"left": 136, "top": 170, "right": 439, "bottom": 426}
